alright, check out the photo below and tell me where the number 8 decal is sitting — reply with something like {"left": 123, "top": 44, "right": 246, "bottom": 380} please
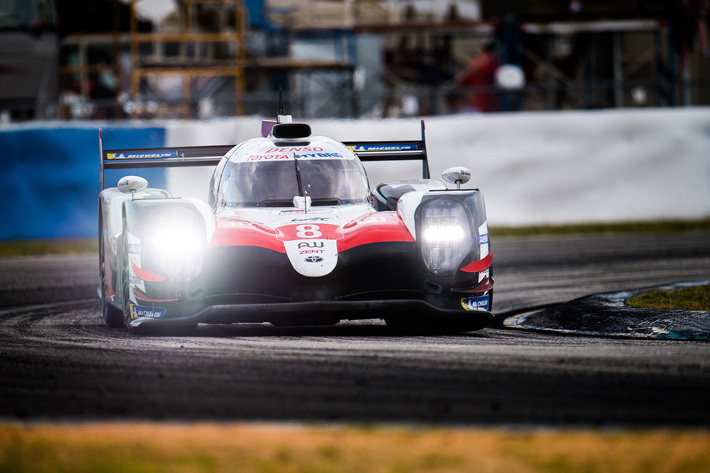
{"left": 296, "top": 224, "right": 322, "bottom": 238}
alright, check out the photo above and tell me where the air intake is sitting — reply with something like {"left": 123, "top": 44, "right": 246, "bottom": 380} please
{"left": 271, "top": 123, "right": 312, "bottom": 140}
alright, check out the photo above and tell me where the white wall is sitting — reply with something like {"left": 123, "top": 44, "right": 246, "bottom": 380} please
{"left": 166, "top": 108, "right": 710, "bottom": 226}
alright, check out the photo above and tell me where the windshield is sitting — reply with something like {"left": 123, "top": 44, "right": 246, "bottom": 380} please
{"left": 220, "top": 158, "right": 369, "bottom": 207}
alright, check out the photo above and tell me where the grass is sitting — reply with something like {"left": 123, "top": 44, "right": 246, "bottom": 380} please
{"left": 627, "top": 284, "right": 710, "bottom": 311}
{"left": 2, "top": 219, "right": 709, "bottom": 257}
{"left": 1, "top": 423, "right": 709, "bottom": 473}
{"left": 0, "top": 239, "right": 97, "bottom": 257}
{"left": 489, "top": 218, "right": 710, "bottom": 238}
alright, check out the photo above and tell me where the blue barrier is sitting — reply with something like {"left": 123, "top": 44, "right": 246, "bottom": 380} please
{"left": 0, "top": 126, "right": 166, "bottom": 240}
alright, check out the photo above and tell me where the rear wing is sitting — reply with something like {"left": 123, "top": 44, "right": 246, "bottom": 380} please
{"left": 99, "top": 129, "right": 234, "bottom": 190}
{"left": 99, "top": 120, "right": 430, "bottom": 190}
{"left": 344, "top": 120, "right": 430, "bottom": 179}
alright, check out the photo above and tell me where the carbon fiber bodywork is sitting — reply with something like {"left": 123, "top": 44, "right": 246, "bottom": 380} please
{"left": 129, "top": 240, "right": 492, "bottom": 329}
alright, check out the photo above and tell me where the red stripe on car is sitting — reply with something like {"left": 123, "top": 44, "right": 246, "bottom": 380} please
{"left": 338, "top": 213, "right": 414, "bottom": 251}
{"left": 460, "top": 253, "right": 493, "bottom": 273}
{"left": 131, "top": 260, "right": 167, "bottom": 282}
{"left": 209, "top": 218, "right": 285, "bottom": 252}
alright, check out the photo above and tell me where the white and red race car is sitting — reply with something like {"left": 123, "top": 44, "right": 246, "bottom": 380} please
{"left": 99, "top": 114, "right": 493, "bottom": 333}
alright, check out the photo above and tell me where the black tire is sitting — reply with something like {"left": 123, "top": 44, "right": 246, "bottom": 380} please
{"left": 121, "top": 281, "right": 134, "bottom": 331}
{"left": 102, "top": 294, "right": 124, "bottom": 328}
{"left": 99, "top": 224, "right": 124, "bottom": 328}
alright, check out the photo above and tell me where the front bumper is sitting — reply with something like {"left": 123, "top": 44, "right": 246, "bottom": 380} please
{"left": 130, "top": 241, "right": 492, "bottom": 329}
{"left": 129, "top": 298, "right": 492, "bottom": 329}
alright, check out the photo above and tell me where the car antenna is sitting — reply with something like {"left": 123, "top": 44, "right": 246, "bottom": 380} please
{"left": 277, "top": 87, "right": 292, "bottom": 124}
{"left": 278, "top": 87, "right": 284, "bottom": 115}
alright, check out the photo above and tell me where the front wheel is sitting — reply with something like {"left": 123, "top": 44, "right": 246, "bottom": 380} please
{"left": 102, "top": 292, "right": 124, "bottom": 328}
{"left": 100, "top": 229, "right": 123, "bottom": 328}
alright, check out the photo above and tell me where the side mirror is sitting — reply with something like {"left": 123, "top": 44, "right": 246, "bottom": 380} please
{"left": 118, "top": 176, "right": 148, "bottom": 197}
{"left": 441, "top": 167, "right": 471, "bottom": 190}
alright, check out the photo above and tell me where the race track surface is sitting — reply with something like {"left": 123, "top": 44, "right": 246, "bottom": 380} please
{"left": 1, "top": 232, "right": 709, "bottom": 426}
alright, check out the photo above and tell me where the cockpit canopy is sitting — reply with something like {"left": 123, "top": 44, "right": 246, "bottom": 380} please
{"left": 215, "top": 136, "right": 370, "bottom": 208}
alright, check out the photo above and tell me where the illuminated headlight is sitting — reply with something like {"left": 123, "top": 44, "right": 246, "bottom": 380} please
{"left": 422, "top": 225, "right": 465, "bottom": 242}
{"left": 145, "top": 209, "right": 205, "bottom": 282}
{"left": 419, "top": 199, "right": 474, "bottom": 277}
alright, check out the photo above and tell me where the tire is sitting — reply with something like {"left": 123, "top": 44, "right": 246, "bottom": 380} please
{"left": 99, "top": 224, "right": 123, "bottom": 328}
{"left": 121, "top": 281, "right": 134, "bottom": 331}
{"left": 102, "top": 293, "right": 124, "bottom": 328}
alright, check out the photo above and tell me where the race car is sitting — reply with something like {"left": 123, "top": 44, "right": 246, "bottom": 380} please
{"left": 98, "top": 113, "right": 494, "bottom": 334}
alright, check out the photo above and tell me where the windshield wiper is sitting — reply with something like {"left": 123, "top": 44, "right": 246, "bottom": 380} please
{"left": 294, "top": 155, "right": 305, "bottom": 197}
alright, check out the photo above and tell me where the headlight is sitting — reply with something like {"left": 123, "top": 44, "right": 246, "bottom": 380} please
{"left": 145, "top": 209, "right": 205, "bottom": 282}
{"left": 418, "top": 198, "right": 474, "bottom": 277}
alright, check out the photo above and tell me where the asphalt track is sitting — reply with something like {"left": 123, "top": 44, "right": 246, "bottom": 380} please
{"left": 1, "top": 232, "right": 709, "bottom": 426}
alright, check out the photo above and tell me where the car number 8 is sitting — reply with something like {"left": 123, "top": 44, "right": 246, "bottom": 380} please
{"left": 296, "top": 224, "right": 322, "bottom": 238}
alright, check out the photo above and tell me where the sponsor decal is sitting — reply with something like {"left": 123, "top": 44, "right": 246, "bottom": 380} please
{"left": 246, "top": 154, "right": 289, "bottom": 161}
{"left": 279, "top": 208, "right": 337, "bottom": 215}
{"left": 128, "top": 243, "right": 142, "bottom": 254}
{"left": 130, "top": 304, "right": 167, "bottom": 320}
{"left": 300, "top": 249, "right": 324, "bottom": 255}
{"left": 107, "top": 151, "right": 178, "bottom": 159}
{"left": 349, "top": 143, "right": 418, "bottom": 152}
{"left": 298, "top": 241, "right": 325, "bottom": 249}
{"left": 478, "top": 233, "right": 489, "bottom": 245}
{"left": 291, "top": 217, "right": 332, "bottom": 223}
{"left": 461, "top": 295, "right": 490, "bottom": 311}
{"left": 266, "top": 147, "right": 323, "bottom": 153}
{"left": 294, "top": 152, "right": 343, "bottom": 159}
{"left": 304, "top": 256, "right": 323, "bottom": 263}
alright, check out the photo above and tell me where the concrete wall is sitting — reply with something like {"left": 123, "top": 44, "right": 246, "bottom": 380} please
{"left": 1, "top": 108, "right": 708, "bottom": 239}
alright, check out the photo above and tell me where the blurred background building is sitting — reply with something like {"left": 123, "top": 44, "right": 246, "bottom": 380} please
{"left": 0, "top": 0, "right": 708, "bottom": 121}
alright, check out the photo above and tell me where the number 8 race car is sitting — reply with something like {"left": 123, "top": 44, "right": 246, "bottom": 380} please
{"left": 98, "top": 112, "right": 494, "bottom": 334}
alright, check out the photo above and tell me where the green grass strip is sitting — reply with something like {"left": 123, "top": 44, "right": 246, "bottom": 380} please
{"left": 1, "top": 422, "right": 709, "bottom": 473}
{"left": 489, "top": 218, "right": 710, "bottom": 238}
{"left": 2, "top": 219, "right": 709, "bottom": 257}
{"left": 627, "top": 284, "right": 710, "bottom": 311}
{"left": 0, "top": 239, "right": 98, "bottom": 257}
